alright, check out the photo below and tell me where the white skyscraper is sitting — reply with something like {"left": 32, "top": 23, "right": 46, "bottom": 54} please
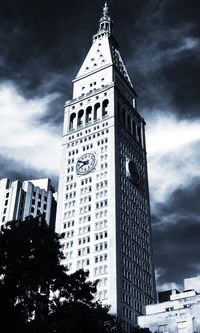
{"left": 56, "top": 3, "right": 156, "bottom": 331}
{"left": 0, "top": 178, "right": 56, "bottom": 228}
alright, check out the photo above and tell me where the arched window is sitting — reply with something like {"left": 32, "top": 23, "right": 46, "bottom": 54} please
{"left": 77, "top": 109, "right": 84, "bottom": 127}
{"left": 122, "top": 108, "right": 126, "bottom": 124}
{"left": 127, "top": 114, "right": 131, "bottom": 132}
{"left": 69, "top": 113, "right": 76, "bottom": 131}
{"left": 137, "top": 126, "right": 142, "bottom": 144}
{"left": 132, "top": 120, "right": 136, "bottom": 139}
{"left": 86, "top": 106, "right": 92, "bottom": 124}
{"left": 102, "top": 99, "right": 109, "bottom": 117}
{"left": 94, "top": 103, "right": 101, "bottom": 121}
{"left": 117, "top": 102, "right": 121, "bottom": 120}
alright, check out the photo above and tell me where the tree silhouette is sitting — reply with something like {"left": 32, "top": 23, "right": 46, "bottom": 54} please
{"left": 0, "top": 216, "right": 123, "bottom": 333}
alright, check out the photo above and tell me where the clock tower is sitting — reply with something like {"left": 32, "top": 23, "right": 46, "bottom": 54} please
{"left": 56, "top": 3, "right": 156, "bottom": 331}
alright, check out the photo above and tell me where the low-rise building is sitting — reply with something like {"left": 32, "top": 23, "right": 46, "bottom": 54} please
{"left": 0, "top": 178, "right": 56, "bottom": 228}
{"left": 138, "top": 276, "right": 200, "bottom": 333}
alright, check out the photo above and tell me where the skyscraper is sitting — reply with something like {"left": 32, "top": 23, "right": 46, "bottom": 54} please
{"left": 0, "top": 178, "right": 56, "bottom": 228}
{"left": 56, "top": 3, "right": 156, "bottom": 331}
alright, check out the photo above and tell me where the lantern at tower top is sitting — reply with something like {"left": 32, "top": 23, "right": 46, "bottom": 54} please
{"left": 98, "top": 2, "right": 113, "bottom": 34}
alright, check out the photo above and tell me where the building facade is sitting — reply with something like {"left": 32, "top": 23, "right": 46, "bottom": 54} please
{"left": 138, "top": 276, "right": 200, "bottom": 333}
{"left": 0, "top": 178, "right": 56, "bottom": 228}
{"left": 56, "top": 3, "right": 156, "bottom": 331}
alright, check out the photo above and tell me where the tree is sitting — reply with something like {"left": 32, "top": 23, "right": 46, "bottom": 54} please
{"left": 0, "top": 216, "right": 123, "bottom": 333}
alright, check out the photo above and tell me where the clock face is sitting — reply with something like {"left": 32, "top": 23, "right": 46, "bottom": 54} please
{"left": 128, "top": 160, "right": 140, "bottom": 185}
{"left": 76, "top": 153, "right": 96, "bottom": 175}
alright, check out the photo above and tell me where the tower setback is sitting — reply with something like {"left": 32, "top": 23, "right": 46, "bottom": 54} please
{"left": 56, "top": 3, "right": 156, "bottom": 331}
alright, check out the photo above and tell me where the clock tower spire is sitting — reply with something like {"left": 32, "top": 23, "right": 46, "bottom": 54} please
{"left": 56, "top": 4, "right": 156, "bottom": 332}
{"left": 98, "top": 2, "right": 113, "bottom": 34}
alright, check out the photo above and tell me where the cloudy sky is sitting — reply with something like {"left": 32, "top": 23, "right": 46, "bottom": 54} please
{"left": 0, "top": 0, "right": 200, "bottom": 292}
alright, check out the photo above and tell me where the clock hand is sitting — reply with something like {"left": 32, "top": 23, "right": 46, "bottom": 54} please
{"left": 78, "top": 160, "right": 89, "bottom": 169}
{"left": 79, "top": 160, "right": 87, "bottom": 165}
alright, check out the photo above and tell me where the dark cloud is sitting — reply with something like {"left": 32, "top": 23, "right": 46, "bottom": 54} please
{"left": 1, "top": 0, "right": 200, "bottom": 290}
{"left": 1, "top": 0, "right": 199, "bottom": 120}
{"left": 0, "top": 154, "right": 44, "bottom": 181}
{"left": 122, "top": 0, "right": 200, "bottom": 119}
{"left": 164, "top": 0, "right": 200, "bottom": 37}
{"left": 162, "top": 52, "right": 200, "bottom": 118}
{"left": 152, "top": 179, "right": 200, "bottom": 289}
{"left": 0, "top": 154, "right": 58, "bottom": 189}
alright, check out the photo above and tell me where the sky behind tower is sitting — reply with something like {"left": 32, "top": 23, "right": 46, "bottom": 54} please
{"left": 0, "top": 0, "right": 200, "bottom": 291}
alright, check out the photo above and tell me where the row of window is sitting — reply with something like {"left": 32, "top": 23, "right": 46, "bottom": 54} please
{"left": 66, "top": 131, "right": 109, "bottom": 150}
{"left": 73, "top": 197, "right": 109, "bottom": 209}
{"left": 121, "top": 223, "right": 149, "bottom": 243}
{"left": 78, "top": 225, "right": 91, "bottom": 234}
{"left": 64, "top": 230, "right": 74, "bottom": 238}
{"left": 80, "top": 196, "right": 91, "bottom": 204}
{"left": 98, "top": 277, "right": 107, "bottom": 287}
{"left": 65, "top": 200, "right": 75, "bottom": 209}
{"left": 96, "top": 190, "right": 108, "bottom": 199}
{"left": 121, "top": 212, "right": 149, "bottom": 234}
{"left": 64, "top": 210, "right": 75, "bottom": 219}
{"left": 69, "top": 99, "right": 109, "bottom": 131}
{"left": 95, "top": 220, "right": 108, "bottom": 230}
{"left": 96, "top": 180, "right": 108, "bottom": 189}
{"left": 95, "top": 242, "right": 107, "bottom": 252}
{"left": 80, "top": 205, "right": 91, "bottom": 214}
{"left": 65, "top": 241, "right": 73, "bottom": 249}
{"left": 79, "top": 188, "right": 108, "bottom": 200}
{"left": 95, "top": 210, "right": 108, "bottom": 219}
{"left": 68, "top": 121, "right": 108, "bottom": 141}
{"left": 78, "top": 247, "right": 90, "bottom": 256}
{"left": 65, "top": 191, "right": 76, "bottom": 200}
{"left": 95, "top": 253, "right": 108, "bottom": 263}
{"left": 77, "top": 258, "right": 90, "bottom": 269}
{"left": 63, "top": 218, "right": 108, "bottom": 231}
{"left": 80, "top": 186, "right": 91, "bottom": 195}
{"left": 121, "top": 246, "right": 151, "bottom": 273}
{"left": 81, "top": 177, "right": 92, "bottom": 185}
{"left": 68, "top": 131, "right": 109, "bottom": 153}
{"left": 63, "top": 220, "right": 74, "bottom": 229}
{"left": 94, "top": 265, "right": 108, "bottom": 276}
{"left": 66, "top": 182, "right": 76, "bottom": 191}
{"left": 96, "top": 171, "right": 108, "bottom": 180}
{"left": 78, "top": 236, "right": 90, "bottom": 245}
{"left": 122, "top": 258, "right": 151, "bottom": 284}
{"left": 65, "top": 251, "right": 73, "bottom": 259}
{"left": 79, "top": 215, "right": 91, "bottom": 224}
{"left": 97, "top": 289, "right": 108, "bottom": 301}
{"left": 117, "top": 103, "right": 144, "bottom": 147}
{"left": 95, "top": 231, "right": 108, "bottom": 240}
{"left": 66, "top": 175, "right": 74, "bottom": 182}
{"left": 96, "top": 199, "right": 108, "bottom": 209}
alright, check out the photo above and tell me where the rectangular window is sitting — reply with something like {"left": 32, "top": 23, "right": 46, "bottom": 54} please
{"left": 177, "top": 322, "right": 187, "bottom": 333}
{"left": 158, "top": 325, "right": 168, "bottom": 333}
